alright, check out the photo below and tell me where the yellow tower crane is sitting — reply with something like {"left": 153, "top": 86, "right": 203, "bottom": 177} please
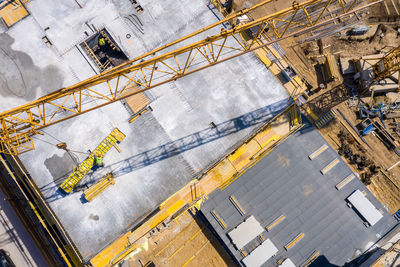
{"left": 0, "top": 0, "right": 382, "bottom": 155}
{"left": 361, "top": 44, "right": 400, "bottom": 95}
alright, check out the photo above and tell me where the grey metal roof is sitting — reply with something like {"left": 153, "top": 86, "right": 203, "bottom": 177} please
{"left": 200, "top": 120, "right": 397, "bottom": 266}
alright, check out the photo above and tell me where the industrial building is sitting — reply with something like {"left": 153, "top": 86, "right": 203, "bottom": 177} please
{"left": 200, "top": 118, "right": 397, "bottom": 266}
{"left": 0, "top": 0, "right": 399, "bottom": 266}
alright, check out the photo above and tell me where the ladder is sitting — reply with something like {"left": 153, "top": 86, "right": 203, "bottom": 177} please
{"left": 60, "top": 128, "right": 125, "bottom": 193}
{"left": 100, "top": 30, "right": 119, "bottom": 51}
{"left": 314, "top": 109, "right": 336, "bottom": 129}
{"left": 83, "top": 173, "right": 115, "bottom": 201}
{"left": 82, "top": 41, "right": 108, "bottom": 71}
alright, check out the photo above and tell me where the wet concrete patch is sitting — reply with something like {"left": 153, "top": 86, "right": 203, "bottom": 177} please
{"left": 89, "top": 214, "right": 99, "bottom": 221}
{"left": 44, "top": 152, "right": 77, "bottom": 186}
{"left": 0, "top": 34, "right": 64, "bottom": 100}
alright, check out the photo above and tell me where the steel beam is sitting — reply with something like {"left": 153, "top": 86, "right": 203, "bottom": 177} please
{"left": 361, "top": 44, "right": 400, "bottom": 95}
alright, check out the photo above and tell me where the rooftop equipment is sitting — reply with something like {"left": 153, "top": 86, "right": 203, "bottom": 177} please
{"left": 228, "top": 215, "right": 264, "bottom": 249}
{"left": 347, "top": 189, "right": 383, "bottom": 226}
{"left": 242, "top": 239, "right": 278, "bottom": 267}
{"left": 280, "top": 258, "right": 296, "bottom": 267}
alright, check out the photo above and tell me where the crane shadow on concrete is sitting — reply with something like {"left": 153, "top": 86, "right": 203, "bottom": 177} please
{"left": 43, "top": 98, "right": 293, "bottom": 202}
{"left": 81, "top": 98, "right": 293, "bottom": 187}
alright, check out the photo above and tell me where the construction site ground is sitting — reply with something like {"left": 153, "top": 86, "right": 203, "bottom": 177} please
{"left": 316, "top": 101, "right": 400, "bottom": 214}
{"left": 121, "top": 210, "right": 235, "bottom": 267}
{"left": 1, "top": 0, "right": 400, "bottom": 265}
{"left": 241, "top": 0, "right": 400, "bottom": 215}
{"left": 372, "top": 239, "right": 400, "bottom": 267}
{"left": 110, "top": 0, "right": 400, "bottom": 265}
{"left": 297, "top": 0, "right": 400, "bottom": 215}
{"left": 0, "top": 0, "right": 293, "bottom": 262}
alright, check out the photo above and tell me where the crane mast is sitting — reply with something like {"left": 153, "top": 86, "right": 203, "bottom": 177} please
{"left": 0, "top": 0, "right": 380, "bottom": 155}
{"left": 361, "top": 45, "right": 400, "bottom": 95}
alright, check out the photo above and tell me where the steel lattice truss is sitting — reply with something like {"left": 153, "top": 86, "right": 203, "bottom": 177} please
{"left": 371, "top": 45, "right": 400, "bottom": 88}
{"left": 0, "top": 0, "right": 380, "bottom": 154}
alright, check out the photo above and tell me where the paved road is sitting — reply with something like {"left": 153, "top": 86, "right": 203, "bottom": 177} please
{"left": 0, "top": 187, "right": 47, "bottom": 266}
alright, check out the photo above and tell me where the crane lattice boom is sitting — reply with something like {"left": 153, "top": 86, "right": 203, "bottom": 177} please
{"left": 364, "top": 45, "right": 400, "bottom": 94}
{"left": 0, "top": 0, "right": 380, "bottom": 155}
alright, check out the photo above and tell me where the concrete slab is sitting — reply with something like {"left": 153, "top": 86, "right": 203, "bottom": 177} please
{"left": 0, "top": 0, "right": 289, "bottom": 260}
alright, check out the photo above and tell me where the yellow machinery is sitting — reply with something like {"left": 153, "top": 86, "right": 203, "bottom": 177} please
{"left": 323, "top": 53, "right": 340, "bottom": 82}
{"left": 0, "top": 0, "right": 29, "bottom": 28}
{"left": 83, "top": 173, "right": 115, "bottom": 201}
{"left": 0, "top": 0, "right": 380, "bottom": 155}
{"left": 60, "top": 128, "right": 125, "bottom": 193}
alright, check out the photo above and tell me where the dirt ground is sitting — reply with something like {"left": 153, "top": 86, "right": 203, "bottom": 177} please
{"left": 372, "top": 241, "right": 400, "bottom": 267}
{"left": 232, "top": 0, "right": 400, "bottom": 89}
{"left": 316, "top": 100, "right": 400, "bottom": 214}
{"left": 122, "top": 210, "right": 236, "bottom": 267}
{"left": 297, "top": 0, "right": 400, "bottom": 214}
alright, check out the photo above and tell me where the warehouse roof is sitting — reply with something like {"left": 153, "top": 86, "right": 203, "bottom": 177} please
{"left": 200, "top": 120, "right": 397, "bottom": 266}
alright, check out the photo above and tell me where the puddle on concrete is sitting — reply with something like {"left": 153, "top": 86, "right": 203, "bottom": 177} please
{"left": 44, "top": 152, "right": 77, "bottom": 186}
{"left": 89, "top": 214, "right": 99, "bottom": 221}
{"left": 0, "top": 34, "right": 64, "bottom": 100}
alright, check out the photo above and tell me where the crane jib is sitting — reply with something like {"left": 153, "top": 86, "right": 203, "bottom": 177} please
{"left": 0, "top": 0, "right": 382, "bottom": 155}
